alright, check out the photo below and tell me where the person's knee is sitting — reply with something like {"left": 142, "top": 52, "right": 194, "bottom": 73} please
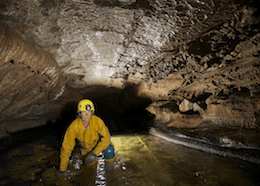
{"left": 104, "top": 144, "right": 115, "bottom": 161}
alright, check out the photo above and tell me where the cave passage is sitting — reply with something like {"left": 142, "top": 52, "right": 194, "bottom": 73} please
{"left": 51, "top": 85, "right": 154, "bottom": 139}
{"left": 1, "top": 86, "right": 260, "bottom": 186}
{"left": 0, "top": 0, "right": 260, "bottom": 184}
{"left": 0, "top": 124, "right": 260, "bottom": 186}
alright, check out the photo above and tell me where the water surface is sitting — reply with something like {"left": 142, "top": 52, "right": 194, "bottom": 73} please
{"left": 0, "top": 126, "right": 259, "bottom": 186}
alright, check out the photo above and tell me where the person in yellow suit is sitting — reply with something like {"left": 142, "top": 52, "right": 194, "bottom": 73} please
{"left": 57, "top": 99, "right": 115, "bottom": 177}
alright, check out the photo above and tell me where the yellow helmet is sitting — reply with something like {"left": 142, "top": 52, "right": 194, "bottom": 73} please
{"left": 77, "top": 99, "right": 95, "bottom": 112}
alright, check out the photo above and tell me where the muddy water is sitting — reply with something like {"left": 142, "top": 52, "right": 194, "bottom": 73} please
{"left": 0, "top": 126, "right": 259, "bottom": 186}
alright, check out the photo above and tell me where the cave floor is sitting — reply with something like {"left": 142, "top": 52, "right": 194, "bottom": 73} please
{"left": 0, "top": 126, "right": 260, "bottom": 186}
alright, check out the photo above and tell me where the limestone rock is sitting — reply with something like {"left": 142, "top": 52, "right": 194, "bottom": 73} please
{"left": 219, "top": 136, "right": 236, "bottom": 146}
{"left": 166, "top": 115, "right": 202, "bottom": 128}
{"left": 179, "top": 99, "right": 193, "bottom": 112}
{"left": 0, "top": 0, "right": 259, "bottom": 137}
{"left": 146, "top": 101, "right": 178, "bottom": 126}
{"left": 146, "top": 100, "right": 202, "bottom": 128}
{"left": 179, "top": 99, "right": 204, "bottom": 114}
{"left": 203, "top": 94, "right": 260, "bottom": 128}
{"left": 192, "top": 103, "right": 204, "bottom": 114}
{"left": 0, "top": 23, "right": 81, "bottom": 136}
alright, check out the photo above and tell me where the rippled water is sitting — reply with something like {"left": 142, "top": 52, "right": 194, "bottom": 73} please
{"left": 0, "top": 126, "right": 259, "bottom": 186}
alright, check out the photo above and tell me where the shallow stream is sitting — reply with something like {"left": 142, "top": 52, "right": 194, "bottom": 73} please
{"left": 0, "top": 126, "right": 259, "bottom": 186}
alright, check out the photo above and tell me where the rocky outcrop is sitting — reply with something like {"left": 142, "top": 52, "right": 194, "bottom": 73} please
{"left": 122, "top": 2, "right": 260, "bottom": 130}
{"left": 0, "top": 23, "right": 81, "bottom": 138}
{"left": 145, "top": 29, "right": 260, "bottom": 129}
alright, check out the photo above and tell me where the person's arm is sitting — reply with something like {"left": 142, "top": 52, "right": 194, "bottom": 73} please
{"left": 59, "top": 124, "right": 76, "bottom": 172}
{"left": 92, "top": 119, "right": 111, "bottom": 156}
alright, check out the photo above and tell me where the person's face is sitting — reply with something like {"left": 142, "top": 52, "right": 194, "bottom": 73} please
{"left": 80, "top": 110, "right": 93, "bottom": 123}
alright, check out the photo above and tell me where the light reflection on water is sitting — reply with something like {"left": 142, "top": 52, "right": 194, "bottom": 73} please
{"left": 0, "top": 128, "right": 260, "bottom": 186}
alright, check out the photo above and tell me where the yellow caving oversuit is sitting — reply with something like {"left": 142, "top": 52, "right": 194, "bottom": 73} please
{"left": 59, "top": 100, "right": 115, "bottom": 172}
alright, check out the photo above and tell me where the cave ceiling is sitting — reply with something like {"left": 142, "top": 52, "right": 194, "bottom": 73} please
{"left": 0, "top": 0, "right": 259, "bottom": 138}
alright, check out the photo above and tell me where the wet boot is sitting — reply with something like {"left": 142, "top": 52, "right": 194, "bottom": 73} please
{"left": 105, "top": 161, "right": 114, "bottom": 172}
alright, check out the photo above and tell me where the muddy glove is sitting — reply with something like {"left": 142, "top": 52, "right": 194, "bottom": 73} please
{"left": 56, "top": 170, "right": 67, "bottom": 178}
{"left": 84, "top": 152, "right": 96, "bottom": 165}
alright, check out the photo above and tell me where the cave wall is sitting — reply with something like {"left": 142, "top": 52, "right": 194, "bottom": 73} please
{"left": 0, "top": 0, "right": 259, "bottom": 138}
{"left": 0, "top": 23, "right": 82, "bottom": 138}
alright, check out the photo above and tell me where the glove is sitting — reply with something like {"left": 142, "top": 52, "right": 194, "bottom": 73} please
{"left": 84, "top": 152, "right": 96, "bottom": 165}
{"left": 56, "top": 170, "right": 67, "bottom": 178}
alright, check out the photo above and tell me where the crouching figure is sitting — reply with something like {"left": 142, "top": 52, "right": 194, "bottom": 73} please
{"left": 57, "top": 99, "right": 115, "bottom": 177}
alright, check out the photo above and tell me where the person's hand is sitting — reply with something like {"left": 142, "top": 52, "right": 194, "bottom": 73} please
{"left": 56, "top": 170, "right": 67, "bottom": 178}
{"left": 84, "top": 152, "right": 96, "bottom": 165}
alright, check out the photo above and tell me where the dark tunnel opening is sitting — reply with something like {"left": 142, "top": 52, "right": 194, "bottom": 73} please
{"left": 0, "top": 84, "right": 155, "bottom": 155}
{"left": 45, "top": 84, "right": 155, "bottom": 144}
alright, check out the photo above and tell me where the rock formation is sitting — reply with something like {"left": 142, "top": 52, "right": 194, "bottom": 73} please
{"left": 0, "top": 0, "right": 259, "bottom": 140}
{"left": 0, "top": 23, "right": 82, "bottom": 138}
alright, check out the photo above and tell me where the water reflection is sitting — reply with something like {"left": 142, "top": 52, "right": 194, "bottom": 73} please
{"left": 0, "top": 127, "right": 259, "bottom": 186}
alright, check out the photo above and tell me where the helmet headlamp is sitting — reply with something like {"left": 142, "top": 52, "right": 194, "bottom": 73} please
{"left": 85, "top": 104, "right": 92, "bottom": 111}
